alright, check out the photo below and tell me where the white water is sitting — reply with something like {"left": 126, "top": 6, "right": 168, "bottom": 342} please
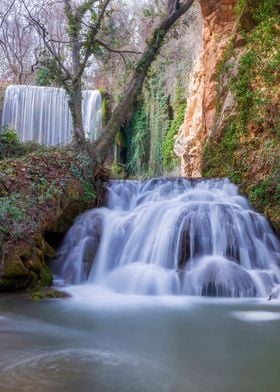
{"left": 1, "top": 85, "right": 102, "bottom": 145}
{"left": 56, "top": 178, "right": 280, "bottom": 297}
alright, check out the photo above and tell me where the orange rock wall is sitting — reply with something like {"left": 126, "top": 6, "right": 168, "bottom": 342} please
{"left": 175, "top": 0, "right": 236, "bottom": 177}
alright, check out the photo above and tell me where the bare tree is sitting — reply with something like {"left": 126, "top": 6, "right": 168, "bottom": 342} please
{"left": 0, "top": 1, "right": 39, "bottom": 84}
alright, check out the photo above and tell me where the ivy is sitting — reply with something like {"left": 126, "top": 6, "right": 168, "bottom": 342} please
{"left": 162, "top": 103, "right": 185, "bottom": 170}
{"left": 125, "top": 101, "right": 149, "bottom": 175}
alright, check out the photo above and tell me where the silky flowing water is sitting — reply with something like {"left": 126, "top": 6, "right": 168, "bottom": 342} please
{"left": 56, "top": 178, "right": 280, "bottom": 298}
{"left": 1, "top": 177, "right": 280, "bottom": 391}
{"left": 1, "top": 294, "right": 280, "bottom": 392}
{"left": 1, "top": 85, "right": 102, "bottom": 145}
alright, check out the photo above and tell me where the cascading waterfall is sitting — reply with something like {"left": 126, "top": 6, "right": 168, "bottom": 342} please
{"left": 1, "top": 85, "right": 102, "bottom": 145}
{"left": 55, "top": 178, "right": 280, "bottom": 297}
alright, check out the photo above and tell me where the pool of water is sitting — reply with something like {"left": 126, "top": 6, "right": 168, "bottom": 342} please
{"left": 1, "top": 287, "right": 280, "bottom": 392}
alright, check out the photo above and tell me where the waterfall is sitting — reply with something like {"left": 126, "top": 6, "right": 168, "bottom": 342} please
{"left": 55, "top": 178, "right": 280, "bottom": 297}
{"left": 1, "top": 85, "right": 102, "bottom": 145}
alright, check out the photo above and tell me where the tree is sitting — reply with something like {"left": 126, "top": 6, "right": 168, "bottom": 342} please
{"left": 23, "top": 0, "right": 142, "bottom": 145}
{"left": 94, "top": 0, "right": 195, "bottom": 162}
{"left": 16, "top": 0, "right": 194, "bottom": 155}
{"left": 0, "top": 1, "right": 39, "bottom": 84}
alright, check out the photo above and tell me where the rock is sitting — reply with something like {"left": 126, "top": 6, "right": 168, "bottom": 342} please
{"left": 175, "top": 0, "right": 236, "bottom": 177}
{"left": 28, "top": 287, "right": 70, "bottom": 301}
{"left": 234, "top": 34, "right": 247, "bottom": 47}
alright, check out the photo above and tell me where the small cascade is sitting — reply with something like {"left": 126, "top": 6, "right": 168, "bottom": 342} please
{"left": 1, "top": 85, "right": 102, "bottom": 145}
{"left": 56, "top": 178, "right": 280, "bottom": 297}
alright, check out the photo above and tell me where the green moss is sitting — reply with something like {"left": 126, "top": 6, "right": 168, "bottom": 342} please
{"left": 248, "top": 176, "right": 280, "bottom": 211}
{"left": 126, "top": 101, "right": 149, "bottom": 175}
{"left": 162, "top": 103, "right": 185, "bottom": 170}
{"left": 234, "top": 0, "right": 247, "bottom": 16}
{"left": 99, "top": 89, "right": 109, "bottom": 124}
{"left": 38, "top": 264, "right": 52, "bottom": 287}
{"left": 29, "top": 287, "right": 68, "bottom": 300}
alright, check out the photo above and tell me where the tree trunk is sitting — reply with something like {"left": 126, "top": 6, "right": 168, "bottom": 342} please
{"left": 68, "top": 79, "right": 85, "bottom": 146}
{"left": 94, "top": 0, "right": 194, "bottom": 162}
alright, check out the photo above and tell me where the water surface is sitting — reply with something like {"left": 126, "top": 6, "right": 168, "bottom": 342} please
{"left": 1, "top": 290, "right": 280, "bottom": 392}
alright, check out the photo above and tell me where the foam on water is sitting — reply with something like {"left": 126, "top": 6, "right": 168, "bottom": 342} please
{"left": 232, "top": 311, "right": 280, "bottom": 322}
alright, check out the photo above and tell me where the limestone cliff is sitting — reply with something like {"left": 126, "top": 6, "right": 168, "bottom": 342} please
{"left": 176, "top": 0, "right": 280, "bottom": 232}
{"left": 175, "top": 0, "right": 236, "bottom": 177}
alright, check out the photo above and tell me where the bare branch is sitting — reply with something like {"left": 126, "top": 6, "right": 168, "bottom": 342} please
{"left": 0, "top": 0, "right": 17, "bottom": 29}
{"left": 22, "top": 0, "right": 71, "bottom": 81}
{"left": 95, "top": 39, "right": 143, "bottom": 56}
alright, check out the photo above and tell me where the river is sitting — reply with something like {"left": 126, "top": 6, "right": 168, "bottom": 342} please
{"left": 1, "top": 290, "right": 280, "bottom": 392}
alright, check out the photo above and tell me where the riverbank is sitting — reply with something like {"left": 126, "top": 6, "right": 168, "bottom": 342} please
{"left": 0, "top": 145, "right": 107, "bottom": 291}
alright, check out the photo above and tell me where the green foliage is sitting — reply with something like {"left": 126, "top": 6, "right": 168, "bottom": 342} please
{"left": 0, "top": 127, "right": 44, "bottom": 160}
{"left": 80, "top": 181, "right": 96, "bottom": 202}
{"left": 0, "top": 196, "right": 23, "bottom": 224}
{"left": 0, "top": 127, "right": 18, "bottom": 144}
{"left": 0, "top": 149, "right": 97, "bottom": 237}
{"left": 162, "top": 103, "right": 185, "bottom": 170}
{"left": 145, "top": 71, "right": 171, "bottom": 175}
{"left": 234, "top": 0, "right": 246, "bottom": 16}
{"left": 38, "top": 264, "right": 52, "bottom": 287}
{"left": 229, "top": 50, "right": 256, "bottom": 122}
{"left": 254, "top": 0, "right": 280, "bottom": 22}
{"left": 70, "top": 153, "right": 96, "bottom": 202}
{"left": 249, "top": 176, "right": 280, "bottom": 211}
{"left": 202, "top": 120, "right": 242, "bottom": 183}
{"left": 111, "top": 162, "right": 126, "bottom": 179}
{"left": 0, "top": 127, "right": 21, "bottom": 159}
{"left": 126, "top": 102, "right": 149, "bottom": 175}
{"left": 36, "top": 66, "right": 54, "bottom": 87}
{"left": 124, "top": 69, "right": 187, "bottom": 176}
{"left": 36, "top": 52, "right": 66, "bottom": 88}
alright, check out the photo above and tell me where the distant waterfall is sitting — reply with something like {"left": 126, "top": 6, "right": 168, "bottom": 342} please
{"left": 55, "top": 178, "right": 280, "bottom": 298}
{"left": 1, "top": 85, "right": 102, "bottom": 145}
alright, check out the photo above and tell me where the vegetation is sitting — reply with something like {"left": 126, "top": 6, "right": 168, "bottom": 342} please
{"left": 125, "top": 101, "right": 149, "bottom": 175}
{"left": 202, "top": 0, "right": 280, "bottom": 232}
{"left": 120, "top": 4, "right": 200, "bottom": 177}
{"left": 123, "top": 76, "right": 188, "bottom": 177}
{"left": 0, "top": 142, "right": 107, "bottom": 291}
{"left": 162, "top": 103, "right": 186, "bottom": 171}
{"left": 0, "top": 127, "right": 45, "bottom": 159}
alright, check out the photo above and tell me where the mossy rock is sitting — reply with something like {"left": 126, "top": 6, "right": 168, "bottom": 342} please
{"left": 29, "top": 287, "right": 69, "bottom": 301}
{"left": 38, "top": 264, "right": 53, "bottom": 287}
{"left": 0, "top": 275, "right": 32, "bottom": 292}
{"left": 2, "top": 255, "right": 29, "bottom": 277}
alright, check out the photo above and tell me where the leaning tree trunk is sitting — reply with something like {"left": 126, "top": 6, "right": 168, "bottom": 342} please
{"left": 94, "top": 0, "right": 194, "bottom": 163}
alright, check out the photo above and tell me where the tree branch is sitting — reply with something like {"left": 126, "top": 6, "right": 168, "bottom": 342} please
{"left": 95, "top": 39, "right": 142, "bottom": 56}
{"left": 22, "top": 0, "right": 71, "bottom": 81}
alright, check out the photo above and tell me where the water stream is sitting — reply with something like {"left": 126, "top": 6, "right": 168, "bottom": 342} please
{"left": 1, "top": 294, "right": 280, "bottom": 392}
{"left": 1, "top": 178, "right": 280, "bottom": 391}
{"left": 56, "top": 178, "right": 280, "bottom": 298}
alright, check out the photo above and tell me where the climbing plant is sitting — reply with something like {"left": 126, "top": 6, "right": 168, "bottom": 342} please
{"left": 162, "top": 103, "right": 186, "bottom": 171}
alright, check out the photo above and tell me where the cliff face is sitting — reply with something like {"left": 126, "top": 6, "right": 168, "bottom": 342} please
{"left": 176, "top": 0, "right": 280, "bottom": 232}
{"left": 175, "top": 0, "right": 236, "bottom": 177}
